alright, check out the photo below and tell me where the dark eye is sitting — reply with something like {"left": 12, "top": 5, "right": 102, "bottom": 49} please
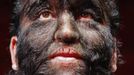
{"left": 42, "top": 11, "right": 51, "bottom": 18}
{"left": 79, "top": 12, "right": 92, "bottom": 19}
{"left": 80, "top": 12, "right": 91, "bottom": 18}
{"left": 39, "top": 11, "right": 52, "bottom": 21}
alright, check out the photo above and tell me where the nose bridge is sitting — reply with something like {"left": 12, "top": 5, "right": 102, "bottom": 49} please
{"left": 55, "top": 11, "right": 79, "bottom": 44}
{"left": 60, "top": 10, "right": 72, "bottom": 33}
{"left": 59, "top": 0, "right": 70, "bottom": 9}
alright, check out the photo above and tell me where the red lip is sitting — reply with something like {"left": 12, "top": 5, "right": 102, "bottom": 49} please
{"left": 48, "top": 47, "right": 82, "bottom": 59}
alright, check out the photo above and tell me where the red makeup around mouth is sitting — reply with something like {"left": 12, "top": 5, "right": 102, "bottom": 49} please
{"left": 48, "top": 47, "right": 85, "bottom": 70}
{"left": 48, "top": 47, "right": 82, "bottom": 60}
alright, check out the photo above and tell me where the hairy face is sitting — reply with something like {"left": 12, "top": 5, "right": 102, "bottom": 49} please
{"left": 12, "top": 0, "right": 117, "bottom": 75}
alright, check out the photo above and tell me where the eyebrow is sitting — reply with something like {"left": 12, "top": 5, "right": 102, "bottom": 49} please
{"left": 24, "top": 0, "right": 102, "bottom": 20}
{"left": 24, "top": 0, "right": 50, "bottom": 18}
{"left": 26, "top": 0, "right": 97, "bottom": 13}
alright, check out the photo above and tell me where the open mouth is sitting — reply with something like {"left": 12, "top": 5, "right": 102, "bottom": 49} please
{"left": 48, "top": 47, "right": 83, "bottom": 65}
{"left": 48, "top": 47, "right": 82, "bottom": 60}
{"left": 47, "top": 46, "right": 86, "bottom": 71}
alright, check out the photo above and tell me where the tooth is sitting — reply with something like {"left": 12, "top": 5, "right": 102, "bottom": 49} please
{"left": 55, "top": 56, "right": 76, "bottom": 61}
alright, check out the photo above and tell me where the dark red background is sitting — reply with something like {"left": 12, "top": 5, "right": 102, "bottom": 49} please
{"left": 0, "top": 0, "right": 134, "bottom": 75}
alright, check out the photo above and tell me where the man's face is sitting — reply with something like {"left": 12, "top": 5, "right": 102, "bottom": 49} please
{"left": 10, "top": 0, "right": 117, "bottom": 75}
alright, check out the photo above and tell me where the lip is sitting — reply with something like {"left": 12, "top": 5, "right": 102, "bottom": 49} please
{"left": 48, "top": 47, "right": 82, "bottom": 60}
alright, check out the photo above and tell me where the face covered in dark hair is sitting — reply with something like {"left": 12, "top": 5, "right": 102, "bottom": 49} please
{"left": 10, "top": 0, "right": 118, "bottom": 75}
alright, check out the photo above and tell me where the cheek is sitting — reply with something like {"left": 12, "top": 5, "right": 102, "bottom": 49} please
{"left": 21, "top": 21, "right": 57, "bottom": 48}
{"left": 78, "top": 27, "right": 104, "bottom": 46}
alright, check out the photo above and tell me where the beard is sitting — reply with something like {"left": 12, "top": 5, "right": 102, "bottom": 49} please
{"left": 9, "top": 19, "right": 115, "bottom": 75}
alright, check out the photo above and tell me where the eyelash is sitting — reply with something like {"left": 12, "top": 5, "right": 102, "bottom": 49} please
{"left": 38, "top": 10, "right": 53, "bottom": 21}
{"left": 77, "top": 11, "right": 103, "bottom": 23}
{"left": 79, "top": 12, "right": 92, "bottom": 18}
{"left": 34, "top": 9, "right": 102, "bottom": 23}
{"left": 40, "top": 11, "right": 52, "bottom": 18}
{"left": 29, "top": 9, "right": 52, "bottom": 20}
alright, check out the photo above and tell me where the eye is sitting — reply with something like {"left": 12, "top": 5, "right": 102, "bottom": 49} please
{"left": 42, "top": 11, "right": 51, "bottom": 18}
{"left": 81, "top": 12, "right": 90, "bottom": 18}
{"left": 39, "top": 11, "right": 53, "bottom": 21}
{"left": 79, "top": 12, "right": 92, "bottom": 20}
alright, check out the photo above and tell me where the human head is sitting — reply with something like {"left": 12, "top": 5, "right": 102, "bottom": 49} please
{"left": 9, "top": 0, "right": 120, "bottom": 75}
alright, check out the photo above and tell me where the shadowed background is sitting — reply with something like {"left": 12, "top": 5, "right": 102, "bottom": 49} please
{"left": 0, "top": 0, "right": 134, "bottom": 75}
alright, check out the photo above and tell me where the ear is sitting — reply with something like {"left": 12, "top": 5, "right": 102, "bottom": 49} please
{"left": 10, "top": 36, "right": 19, "bottom": 70}
{"left": 110, "top": 48, "right": 117, "bottom": 72}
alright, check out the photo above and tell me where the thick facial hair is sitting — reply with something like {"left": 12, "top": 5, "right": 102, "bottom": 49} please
{"left": 8, "top": 18, "right": 115, "bottom": 75}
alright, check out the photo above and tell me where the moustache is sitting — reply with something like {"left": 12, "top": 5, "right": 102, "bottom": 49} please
{"left": 15, "top": 20, "right": 114, "bottom": 75}
{"left": 17, "top": 28, "right": 107, "bottom": 65}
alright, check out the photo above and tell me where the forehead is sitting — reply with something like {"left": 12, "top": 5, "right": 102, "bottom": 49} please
{"left": 27, "top": 0, "right": 91, "bottom": 5}
{"left": 22, "top": 0, "right": 96, "bottom": 10}
{"left": 47, "top": 0, "right": 92, "bottom": 7}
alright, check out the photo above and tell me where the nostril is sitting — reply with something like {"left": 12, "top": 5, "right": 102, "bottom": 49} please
{"left": 55, "top": 31, "right": 79, "bottom": 44}
{"left": 63, "top": 36, "right": 79, "bottom": 44}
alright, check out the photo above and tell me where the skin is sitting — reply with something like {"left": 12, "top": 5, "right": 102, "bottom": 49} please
{"left": 9, "top": 0, "right": 117, "bottom": 75}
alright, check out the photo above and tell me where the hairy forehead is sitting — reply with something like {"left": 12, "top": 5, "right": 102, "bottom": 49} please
{"left": 20, "top": 0, "right": 95, "bottom": 9}
{"left": 24, "top": 0, "right": 89, "bottom": 5}
{"left": 18, "top": 0, "right": 99, "bottom": 19}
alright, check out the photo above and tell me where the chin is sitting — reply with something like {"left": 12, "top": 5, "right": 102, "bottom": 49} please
{"left": 36, "top": 46, "right": 89, "bottom": 75}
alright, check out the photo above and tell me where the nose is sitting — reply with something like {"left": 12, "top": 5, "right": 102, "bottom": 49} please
{"left": 54, "top": 11, "right": 79, "bottom": 44}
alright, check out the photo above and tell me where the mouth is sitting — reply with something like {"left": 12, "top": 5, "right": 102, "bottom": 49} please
{"left": 48, "top": 47, "right": 83, "bottom": 67}
{"left": 44, "top": 46, "right": 88, "bottom": 73}
{"left": 48, "top": 47, "right": 82, "bottom": 59}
